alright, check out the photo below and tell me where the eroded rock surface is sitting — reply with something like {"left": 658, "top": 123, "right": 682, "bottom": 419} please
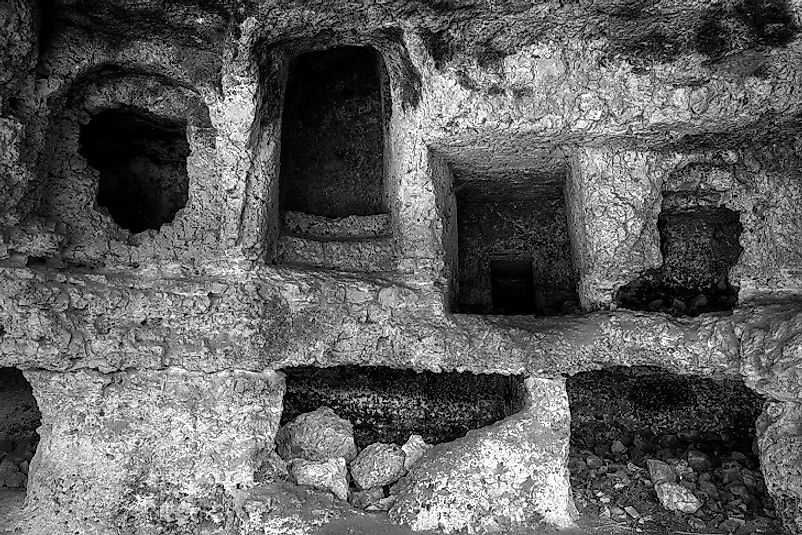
{"left": 276, "top": 407, "right": 358, "bottom": 463}
{"left": 288, "top": 457, "right": 349, "bottom": 501}
{"left": 389, "top": 377, "right": 576, "bottom": 532}
{"left": 350, "top": 443, "right": 406, "bottom": 491}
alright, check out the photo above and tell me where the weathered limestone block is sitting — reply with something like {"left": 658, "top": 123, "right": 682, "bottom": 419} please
{"left": 18, "top": 368, "right": 284, "bottom": 535}
{"left": 741, "top": 306, "right": 802, "bottom": 402}
{"left": 287, "top": 457, "right": 348, "bottom": 501}
{"left": 566, "top": 148, "right": 670, "bottom": 309}
{"left": 756, "top": 401, "right": 802, "bottom": 535}
{"left": 389, "top": 377, "right": 577, "bottom": 533}
{"left": 349, "top": 443, "right": 406, "bottom": 490}
{"left": 276, "top": 406, "right": 358, "bottom": 463}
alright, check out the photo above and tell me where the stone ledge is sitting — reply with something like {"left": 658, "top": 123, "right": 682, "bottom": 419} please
{"left": 1, "top": 266, "right": 800, "bottom": 399}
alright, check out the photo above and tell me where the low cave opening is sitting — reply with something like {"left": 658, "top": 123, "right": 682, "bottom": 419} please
{"left": 279, "top": 365, "right": 526, "bottom": 448}
{"left": 79, "top": 106, "right": 190, "bottom": 234}
{"left": 566, "top": 366, "right": 780, "bottom": 534}
{"left": 0, "top": 368, "right": 41, "bottom": 517}
{"left": 616, "top": 196, "right": 743, "bottom": 316}
{"left": 279, "top": 46, "right": 390, "bottom": 220}
{"left": 454, "top": 171, "right": 580, "bottom": 315}
{"left": 265, "top": 366, "right": 527, "bottom": 510}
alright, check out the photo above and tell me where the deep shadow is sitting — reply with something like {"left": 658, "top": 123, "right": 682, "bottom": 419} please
{"left": 280, "top": 366, "right": 526, "bottom": 449}
{"left": 616, "top": 202, "right": 742, "bottom": 316}
{"left": 279, "top": 46, "right": 389, "bottom": 218}
{"left": 0, "top": 368, "right": 41, "bottom": 491}
{"left": 79, "top": 107, "right": 190, "bottom": 233}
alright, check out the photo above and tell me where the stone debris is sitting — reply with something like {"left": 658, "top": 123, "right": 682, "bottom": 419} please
{"left": 275, "top": 407, "right": 357, "bottom": 463}
{"left": 287, "top": 457, "right": 348, "bottom": 501}
{"left": 349, "top": 442, "right": 406, "bottom": 490}
{"left": 654, "top": 481, "right": 703, "bottom": 513}
{"left": 401, "top": 434, "right": 431, "bottom": 471}
{"left": 569, "top": 433, "right": 783, "bottom": 534}
{"left": 365, "top": 496, "right": 396, "bottom": 512}
{"left": 646, "top": 459, "right": 676, "bottom": 485}
{"left": 275, "top": 409, "right": 432, "bottom": 511}
{"left": 349, "top": 487, "right": 384, "bottom": 510}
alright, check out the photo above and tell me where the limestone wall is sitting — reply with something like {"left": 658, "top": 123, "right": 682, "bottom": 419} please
{"left": 1, "top": 0, "right": 802, "bottom": 533}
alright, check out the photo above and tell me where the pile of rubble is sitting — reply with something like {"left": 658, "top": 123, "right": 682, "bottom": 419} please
{"left": 271, "top": 406, "right": 432, "bottom": 511}
{"left": 0, "top": 439, "right": 34, "bottom": 489}
{"left": 569, "top": 434, "right": 783, "bottom": 534}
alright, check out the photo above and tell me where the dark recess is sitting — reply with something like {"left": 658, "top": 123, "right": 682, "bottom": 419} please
{"left": 616, "top": 201, "right": 743, "bottom": 316}
{"left": 280, "top": 366, "right": 526, "bottom": 449}
{"left": 455, "top": 177, "right": 580, "bottom": 316}
{"left": 696, "top": 0, "right": 798, "bottom": 57}
{"left": 79, "top": 107, "right": 190, "bottom": 234}
{"left": 279, "top": 46, "right": 389, "bottom": 218}
{"left": 0, "top": 368, "right": 42, "bottom": 490}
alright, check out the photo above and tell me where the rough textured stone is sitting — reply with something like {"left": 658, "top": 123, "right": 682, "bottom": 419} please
{"left": 2, "top": 1, "right": 802, "bottom": 534}
{"left": 288, "top": 457, "right": 348, "bottom": 501}
{"left": 17, "top": 369, "right": 284, "bottom": 535}
{"left": 401, "top": 435, "right": 431, "bottom": 471}
{"left": 349, "top": 486, "right": 384, "bottom": 510}
{"left": 275, "top": 407, "right": 358, "bottom": 463}
{"left": 654, "top": 482, "right": 704, "bottom": 513}
{"left": 350, "top": 443, "right": 406, "bottom": 490}
{"left": 647, "top": 459, "right": 677, "bottom": 486}
{"left": 757, "top": 401, "right": 802, "bottom": 534}
{"left": 389, "top": 378, "right": 577, "bottom": 532}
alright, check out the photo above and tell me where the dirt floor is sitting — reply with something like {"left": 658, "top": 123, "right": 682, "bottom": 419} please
{"left": 0, "top": 489, "right": 24, "bottom": 534}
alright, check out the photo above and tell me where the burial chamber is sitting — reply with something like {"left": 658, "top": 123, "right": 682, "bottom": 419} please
{"left": 1, "top": 1, "right": 802, "bottom": 534}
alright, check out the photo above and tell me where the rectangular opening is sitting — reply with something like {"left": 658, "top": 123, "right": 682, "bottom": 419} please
{"left": 455, "top": 170, "right": 579, "bottom": 315}
{"left": 279, "top": 46, "right": 390, "bottom": 219}
{"left": 489, "top": 258, "right": 536, "bottom": 314}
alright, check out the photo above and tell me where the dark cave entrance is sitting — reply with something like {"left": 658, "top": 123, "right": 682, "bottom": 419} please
{"left": 454, "top": 172, "right": 580, "bottom": 315}
{"left": 79, "top": 106, "right": 190, "bottom": 234}
{"left": 566, "top": 366, "right": 779, "bottom": 533}
{"left": 279, "top": 366, "right": 526, "bottom": 449}
{"left": 0, "top": 368, "right": 41, "bottom": 510}
{"left": 279, "top": 46, "right": 390, "bottom": 219}
{"left": 616, "top": 196, "right": 743, "bottom": 316}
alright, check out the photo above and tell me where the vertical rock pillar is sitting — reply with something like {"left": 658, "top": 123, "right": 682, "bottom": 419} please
{"left": 20, "top": 368, "right": 285, "bottom": 534}
{"left": 566, "top": 148, "right": 670, "bottom": 309}
{"left": 757, "top": 401, "right": 802, "bottom": 535}
{"left": 388, "top": 377, "right": 577, "bottom": 532}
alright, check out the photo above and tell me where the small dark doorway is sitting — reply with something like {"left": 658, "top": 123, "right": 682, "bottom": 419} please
{"left": 279, "top": 46, "right": 389, "bottom": 218}
{"left": 489, "top": 258, "right": 537, "bottom": 314}
{"left": 455, "top": 171, "right": 580, "bottom": 315}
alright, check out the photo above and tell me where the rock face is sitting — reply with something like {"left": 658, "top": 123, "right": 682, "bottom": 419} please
{"left": 276, "top": 407, "right": 358, "bottom": 463}
{"left": 389, "top": 378, "right": 577, "bottom": 533}
{"left": 350, "top": 443, "right": 406, "bottom": 490}
{"left": 21, "top": 369, "right": 285, "bottom": 535}
{"left": 757, "top": 401, "right": 802, "bottom": 534}
{"left": 288, "top": 457, "right": 348, "bottom": 501}
{"left": 2, "top": 0, "right": 802, "bottom": 533}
